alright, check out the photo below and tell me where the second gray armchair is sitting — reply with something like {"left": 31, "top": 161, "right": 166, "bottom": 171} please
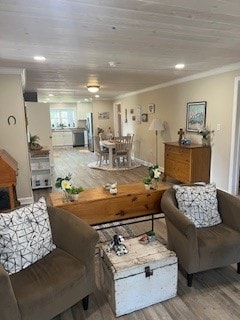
{"left": 161, "top": 187, "right": 240, "bottom": 287}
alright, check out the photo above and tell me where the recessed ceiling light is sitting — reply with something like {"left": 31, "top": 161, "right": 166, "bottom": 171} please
{"left": 48, "top": 94, "right": 54, "bottom": 97}
{"left": 34, "top": 56, "right": 46, "bottom": 62}
{"left": 175, "top": 63, "right": 185, "bottom": 70}
{"left": 95, "top": 94, "right": 100, "bottom": 98}
{"left": 108, "top": 61, "right": 117, "bottom": 68}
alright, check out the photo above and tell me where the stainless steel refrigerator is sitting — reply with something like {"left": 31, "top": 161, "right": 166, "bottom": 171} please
{"left": 86, "top": 113, "right": 94, "bottom": 152}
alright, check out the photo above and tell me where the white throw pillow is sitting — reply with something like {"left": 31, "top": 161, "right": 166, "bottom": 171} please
{"left": 0, "top": 197, "right": 56, "bottom": 275}
{"left": 173, "top": 184, "right": 222, "bottom": 228}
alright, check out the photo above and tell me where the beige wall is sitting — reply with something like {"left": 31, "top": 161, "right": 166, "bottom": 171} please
{"left": 116, "top": 69, "right": 240, "bottom": 192}
{"left": 0, "top": 74, "right": 33, "bottom": 203}
{"left": 92, "top": 100, "right": 114, "bottom": 136}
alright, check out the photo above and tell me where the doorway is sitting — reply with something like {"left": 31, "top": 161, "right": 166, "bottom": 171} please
{"left": 113, "top": 102, "right": 122, "bottom": 137}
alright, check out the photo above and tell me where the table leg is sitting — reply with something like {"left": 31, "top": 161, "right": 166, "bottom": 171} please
{"left": 109, "top": 147, "right": 114, "bottom": 169}
{"left": 127, "top": 150, "right": 132, "bottom": 167}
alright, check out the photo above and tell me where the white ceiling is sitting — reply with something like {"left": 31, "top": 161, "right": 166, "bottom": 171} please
{"left": 1, "top": 0, "right": 240, "bottom": 103}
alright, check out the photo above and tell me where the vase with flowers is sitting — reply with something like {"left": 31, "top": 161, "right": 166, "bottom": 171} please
{"left": 198, "top": 128, "right": 214, "bottom": 146}
{"left": 148, "top": 165, "right": 162, "bottom": 189}
{"left": 55, "top": 173, "right": 84, "bottom": 202}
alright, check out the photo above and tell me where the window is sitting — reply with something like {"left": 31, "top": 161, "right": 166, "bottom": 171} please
{"left": 50, "top": 109, "right": 76, "bottom": 128}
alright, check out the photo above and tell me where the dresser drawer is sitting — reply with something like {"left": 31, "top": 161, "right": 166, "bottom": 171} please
{"left": 165, "top": 159, "right": 190, "bottom": 183}
{"left": 165, "top": 145, "right": 190, "bottom": 162}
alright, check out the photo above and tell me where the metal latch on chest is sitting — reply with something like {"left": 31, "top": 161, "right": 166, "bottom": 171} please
{"left": 145, "top": 266, "right": 153, "bottom": 278}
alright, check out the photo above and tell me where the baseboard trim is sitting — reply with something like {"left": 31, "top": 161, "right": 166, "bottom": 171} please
{"left": 134, "top": 158, "right": 164, "bottom": 172}
{"left": 18, "top": 197, "right": 34, "bottom": 205}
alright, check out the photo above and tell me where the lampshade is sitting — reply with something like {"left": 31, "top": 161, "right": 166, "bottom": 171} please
{"left": 87, "top": 85, "right": 100, "bottom": 93}
{"left": 149, "top": 118, "right": 165, "bottom": 131}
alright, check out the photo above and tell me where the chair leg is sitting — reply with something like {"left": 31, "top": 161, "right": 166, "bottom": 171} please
{"left": 187, "top": 273, "right": 193, "bottom": 287}
{"left": 82, "top": 295, "right": 89, "bottom": 310}
{"left": 237, "top": 262, "right": 240, "bottom": 274}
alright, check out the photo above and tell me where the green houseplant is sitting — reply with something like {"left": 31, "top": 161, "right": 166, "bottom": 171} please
{"left": 143, "top": 176, "right": 152, "bottom": 190}
{"left": 66, "top": 186, "right": 84, "bottom": 201}
{"left": 29, "top": 134, "right": 42, "bottom": 150}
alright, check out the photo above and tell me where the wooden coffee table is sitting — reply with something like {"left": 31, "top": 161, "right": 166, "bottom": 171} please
{"left": 49, "top": 182, "right": 169, "bottom": 228}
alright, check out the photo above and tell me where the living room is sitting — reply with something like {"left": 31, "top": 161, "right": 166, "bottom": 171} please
{"left": 1, "top": 1, "right": 240, "bottom": 319}
{"left": 1, "top": 65, "right": 240, "bottom": 204}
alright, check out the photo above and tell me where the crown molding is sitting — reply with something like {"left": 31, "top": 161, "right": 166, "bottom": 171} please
{"left": 115, "top": 62, "right": 240, "bottom": 100}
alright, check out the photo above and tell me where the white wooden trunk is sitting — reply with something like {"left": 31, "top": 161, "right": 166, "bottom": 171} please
{"left": 100, "top": 238, "right": 178, "bottom": 317}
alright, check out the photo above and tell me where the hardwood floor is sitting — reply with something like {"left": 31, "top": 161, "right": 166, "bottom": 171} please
{"left": 33, "top": 146, "right": 148, "bottom": 204}
{"left": 35, "top": 147, "right": 240, "bottom": 320}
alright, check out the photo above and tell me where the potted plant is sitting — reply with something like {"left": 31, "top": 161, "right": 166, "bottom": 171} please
{"left": 143, "top": 176, "right": 152, "bottom": 190}
{"left": 198, "top": 128, "right": 214, "bottom": 146}
{"left": 146, "top": 230, "right": 156, "bottom": 242}
{"left": 66, "top": 185, "right": 84, "bottom": 201}
{"left": 29, "top": 134, "right": 42, "bottom": 150}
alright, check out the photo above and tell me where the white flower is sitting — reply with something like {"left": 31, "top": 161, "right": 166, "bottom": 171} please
{"left": 61, "top": 180, "right": 71, "bottom": 190}
{"left": 154, "top": 169, "right": 161, "bottom": 179}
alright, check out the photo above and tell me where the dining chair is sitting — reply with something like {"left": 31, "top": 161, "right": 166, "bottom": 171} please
{"left": 113, "top": 137, "right": 132, "bottom": 168}
{"left": 94, "top": 135, "right": 109, "bottom": 166}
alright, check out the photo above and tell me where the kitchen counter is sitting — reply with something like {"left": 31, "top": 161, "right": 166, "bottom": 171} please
{"left": 52, "top": 128, "right": 86, "bottom": 132}
{"left": 52, "top": 128, "right": 87, "bottom": 147}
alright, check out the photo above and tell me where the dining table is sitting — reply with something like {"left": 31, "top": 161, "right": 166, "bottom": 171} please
{"left": 100, "top": 139, "right": 132, "bottom": 169}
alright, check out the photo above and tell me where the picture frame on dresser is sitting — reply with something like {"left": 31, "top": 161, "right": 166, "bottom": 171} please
{"left": 186, "top": 101, "right": 207, "bottom": 132}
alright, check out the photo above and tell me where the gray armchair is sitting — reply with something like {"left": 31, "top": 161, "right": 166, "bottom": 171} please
{"left": 0, "top": 206, "right": 99, "bottom": 320}
{"left": 161, "top": 188, "right": 240, "bottom": 287}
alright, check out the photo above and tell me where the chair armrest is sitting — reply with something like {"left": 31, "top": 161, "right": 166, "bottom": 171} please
{"left": 47, "top": 206, "right": 99, "bottom": 264}
{"left": 217, "top": 189, "right": 240, "bottom": 232}
{"left": 0, "top": 265, "right": 21, "bottom": 320}
{"left": 161, "top": 189, "right": 197, "bottom": 241}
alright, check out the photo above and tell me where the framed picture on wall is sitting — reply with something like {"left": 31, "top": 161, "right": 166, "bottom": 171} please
{"left": 186, "top": 101, "right": 207, "bottom": 132}
{"left": 98, "top": 112, "right": 110, "bottom": 119}
{"left": 141, "top": 113, "right": 148, "bottom": 122}
{"left": 136, "top": 105, "right": 141, "bottom": 124}
{"left": 148, "top": 104, "right": 155, "bottom": 113}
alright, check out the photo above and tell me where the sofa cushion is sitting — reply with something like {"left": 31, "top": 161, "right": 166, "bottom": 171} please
{"left": 173, "top": 184, "right": 222, "bottom": 228}
{"left": 0, "top": 197, "right": 56, "bottom": 275}
{"left": 197, "top": 223, "right": 240, "bottom": 270}
{"left": 10, "top": 248, "right": 86, "bottom": 320}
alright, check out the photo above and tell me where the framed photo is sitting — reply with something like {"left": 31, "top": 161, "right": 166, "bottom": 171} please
{"left": 132, "top": 115, "right": 136, "bottom": 121}
{"left": 136, "top": 105, "right": 141, "bottom": 124}
{"left": 186, "top": 101, "right": 207, "bottom": 132}
{"left": 141, "top": 113, "right": 148, "bottom": 122}
{"left": 98, "top": 112, "right": 110, "bottom": 119}
{"left": 130, "top": 108, "right": 134, "bottom": 114}
{"left": 148, "top": 103, "right": 155, "bottom": 113}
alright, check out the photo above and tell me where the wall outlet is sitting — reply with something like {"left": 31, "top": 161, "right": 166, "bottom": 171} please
{"left": 216, "top": 124, "right": 221, "bottom": 131}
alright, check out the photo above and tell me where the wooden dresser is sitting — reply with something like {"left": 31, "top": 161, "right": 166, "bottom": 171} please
{"left": 163, "top": 142, "right": 211, "bottom": 184}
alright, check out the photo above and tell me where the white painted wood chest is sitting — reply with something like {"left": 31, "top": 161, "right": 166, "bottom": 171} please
{"left": 100, "top": 237, "right": 178, "bottom": 317}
